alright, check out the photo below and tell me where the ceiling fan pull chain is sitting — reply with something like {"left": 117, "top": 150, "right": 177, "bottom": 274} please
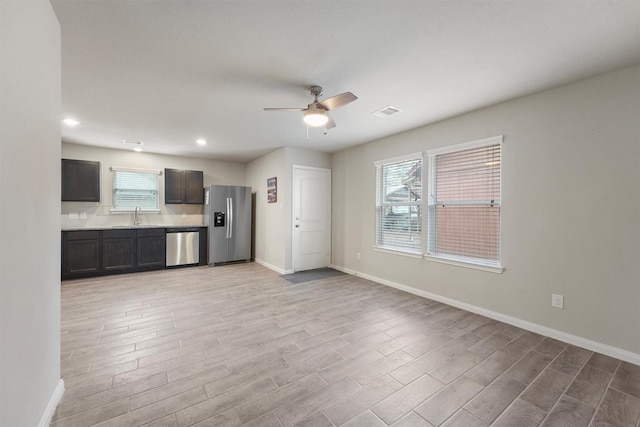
{"left": 306, "top": 125, "right": 310, "bottom": 140}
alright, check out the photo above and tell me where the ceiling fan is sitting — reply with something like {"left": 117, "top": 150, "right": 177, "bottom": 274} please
{"left": 264, "top": 86, "right": 357, "bottom": 129}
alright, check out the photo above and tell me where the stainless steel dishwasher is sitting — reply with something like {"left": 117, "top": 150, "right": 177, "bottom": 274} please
{"left": 166, "top": 228, "right": 199, "bottom": 267}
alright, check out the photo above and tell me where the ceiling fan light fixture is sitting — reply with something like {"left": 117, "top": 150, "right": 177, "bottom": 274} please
{"left": 303, "top": 105, "right": 328, "bottom": 127}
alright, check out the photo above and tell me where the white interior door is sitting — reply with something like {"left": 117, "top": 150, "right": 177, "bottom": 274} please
{"left": 292, "top": 166, "right": 331, "bottom": 272}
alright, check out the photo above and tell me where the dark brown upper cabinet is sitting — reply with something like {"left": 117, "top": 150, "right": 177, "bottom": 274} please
{"left": 164, "top": 168, "right": 203, "bottom": 204}
{"left": 62, "top": 159, "right": 101, "bottom": 202}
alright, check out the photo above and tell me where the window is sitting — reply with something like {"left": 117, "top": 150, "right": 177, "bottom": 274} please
{"left": 111, "top": 167, "right": 160, "bottom": 211}
{"left": 427, "top": 136, "right": 502, "bottom": 269}
{"left": 375, "top": 153, "right": 422, "bottom": 253}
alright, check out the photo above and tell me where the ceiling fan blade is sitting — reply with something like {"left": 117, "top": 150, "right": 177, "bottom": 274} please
{"left": 263, "top": 107, "right": 306, "bottom": 112}
{"left": 319, "top": 92, "right": 357, "bottom": 110}
{"left": 325, "top": 112, "right": 336, "bottom": 129}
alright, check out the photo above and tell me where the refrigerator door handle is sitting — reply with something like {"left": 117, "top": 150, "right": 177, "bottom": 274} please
{"left": 226, "top": 198, "right": 231, "bottom": 239}
{"left": 229, "top": 197, "right": 233, "bottom": 239}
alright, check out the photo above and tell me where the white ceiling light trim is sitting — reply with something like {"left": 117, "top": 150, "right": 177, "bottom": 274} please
{"left": 63, "top": 118, "right": 80, "bottom": 126}
{"left": 303, "top": 105, "right": 329, "bottom": 127}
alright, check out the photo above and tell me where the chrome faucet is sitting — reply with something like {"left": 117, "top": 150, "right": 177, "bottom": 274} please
{"left": 134, "top": 206, "right": 143, "bottom": 226}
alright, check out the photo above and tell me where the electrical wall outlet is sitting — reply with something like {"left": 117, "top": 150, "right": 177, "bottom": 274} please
{"left": 356, "top": 252, "right": 361, "bottom": 260}
{"left": 552, "top": 294, "right": 564, "bottom": 309}
{"left": 80, "top": 212, "right": 87, "bottom": 219}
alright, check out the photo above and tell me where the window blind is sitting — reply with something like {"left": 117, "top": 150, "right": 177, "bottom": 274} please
{"left": 112, "top": 170, "right": 159, "bottom": 210}
{"left": 375, "top": 154, "right": 422, "bottom": 253}
{"left": 427, "top": 138, "right": 502, "bottom": 266}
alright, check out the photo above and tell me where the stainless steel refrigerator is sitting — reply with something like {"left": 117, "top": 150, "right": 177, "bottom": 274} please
{"left": 204, "top": 185, "right": 252, "bottom": 265}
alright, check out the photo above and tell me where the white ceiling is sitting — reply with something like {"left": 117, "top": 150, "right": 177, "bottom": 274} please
{"left": 51, "top": 0, "right": 640, "bottom": 163}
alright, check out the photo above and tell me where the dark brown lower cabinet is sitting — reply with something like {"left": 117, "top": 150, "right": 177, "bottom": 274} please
{"left": 137, "top": 228, "right": 166, "bottom": 270}
{"left": 102, "top": 229, "right": 136, "bottom": 274}
{"left": 62, "top": 227, "right": 204, "bottom": 280}
{"left": 63, "top": 230, "right": 100, "bottom": 278}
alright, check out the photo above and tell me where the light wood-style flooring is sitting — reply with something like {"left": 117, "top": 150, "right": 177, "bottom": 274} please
{"left": 53, "top": 263, "right": 640, "bottom": 426}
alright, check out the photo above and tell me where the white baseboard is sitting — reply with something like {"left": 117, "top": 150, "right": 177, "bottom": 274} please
{"left": 254, "top": 258, "right": 293, "bottom": 275}
{"left": 330, "top": 264, "right": 640, "bottom": 366}
{"left": 38, "top": 379, "right": 64, "bottom": 427}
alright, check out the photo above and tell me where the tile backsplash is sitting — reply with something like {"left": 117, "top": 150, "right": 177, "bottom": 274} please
{"left": 61, "top": 202, "right": 204, "bottom": 229}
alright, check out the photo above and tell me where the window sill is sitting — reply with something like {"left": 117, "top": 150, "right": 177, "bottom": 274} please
{"left": 373, "top": 246, "right": 423, "bottom": 259}
{"left": 424, "top": 254, "right": 504, "bottom": 274}
{"left": 110, "top": 209, "right": 161, "bottom": 214}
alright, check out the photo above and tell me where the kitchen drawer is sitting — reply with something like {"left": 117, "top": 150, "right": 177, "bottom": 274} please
{"left": 103, "top": 229, "right": 136, "bottom": 239}
{"left": 66, "top": 230, "right": 100, "bottom": 241}
{"left": 136, "top": 228, "right": 165, "bottom": 237}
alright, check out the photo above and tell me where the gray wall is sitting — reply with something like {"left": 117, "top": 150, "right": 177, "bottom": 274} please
{"left": 246, "top": 147, "right": 330, "bottom": 273}
{"left": 0, "top": 0, "right": 62, "bottom": 425}
{"left": 331, "top": 65, "right": 640, "bottom": 358}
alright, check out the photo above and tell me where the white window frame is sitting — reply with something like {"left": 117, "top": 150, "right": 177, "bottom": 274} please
{"left": 374, "top": 152, "right": 423, "bottom": 256}
{"left": 426, "top": 136, "right": 504, "bottom": 273}
{"left": 110, "top": 166, "right": 161, "bottom": 212}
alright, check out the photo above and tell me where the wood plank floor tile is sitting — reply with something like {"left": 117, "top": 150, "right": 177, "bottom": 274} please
{"left": 565, "top": 364, "right": 612, "bottom": 407}
{"left": 491, "top": 398, "right": 546, "bottom": 427}
{"left": 341, "top": 410, "right": 387, "bottom": 427}
{"left": 130, "top": 365, "right": 230, "bottom": 410}
{"left": 503, "top": 350, "right": 552, "bottom": 385}
{"left": 389, "top": 348, "right": 449, "bottom": 384}
{"left": 440, "top": 409, "right": 488, "bottom": 427}
{"left": 468, "top": 333, "right": 512, "bottom": 358}
{"left": 235, "top": 373, "right": 327, "bottom": 423}
{"left": 371, "top": 374, "right": 444, "bottom": 424}
{"left": 57, "top": 264, "right": 635, "bottom": 427}
{"left": 241, "top": 412, "right": 282, "bottom": 427}
{"left": 590, "top": 388, "right": 640, "bottom": 427}
{"left": 273, "top": 376, "right": 361, "bottom": 427}
{"left": 464, "top": 351, "right": 518, "bottom": 386}
{"left": 534, "top": 337, "right": 568, "bottom": 359}
{"left": 498, "top": 332, "right": 544, "bottom": 359}
{"left": 352, "top": 350, "right": 414, "bottom": 386}
{"left": 428, "top": 350, "right": 484, "bottom": 384}
{"left": 54, "top": 372, "right": 167, "bottom": 420}
{"left": 141, "top": 413, "right": 180, "bottom": 427}
{"left": 548, "top": 345, "right": 592, "bottom": 377}
{"left": 464, "top": 375, "right": 527, "bottom": 423}
{"left": 415, "top": 376, "right": 484, "bottom": 426}
{"left": 520, "top": 366, "right": 573, "bottom": 412}
{"left": 177, "top": 375, "right": 278, "bottom": 426}
{"left": 539, "top": 395, "right": 595, "bottom": 427}
{"left": 323, "top": 375, "right": 403, "bottom": 425}
{"left": 610, "top": 361, "right": 640, "bottom": 399}
{"left": 317, "top": 349, "right": 384, "bottom": 383}
{"left": 189, "top": 408, "right": 241, "bottom": 427}
{"left": 50, "top": 398, "right": 130, "bottom": 427}
{"left": 390, "top": 411, "right": 434, "bottom": 427}
{"left": 586, "top": 352, "right": 620, "bottom": 374}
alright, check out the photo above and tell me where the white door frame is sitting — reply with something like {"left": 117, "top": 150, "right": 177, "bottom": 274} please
{"left": 292, "top": 165, "right": 331, "bottom": 272}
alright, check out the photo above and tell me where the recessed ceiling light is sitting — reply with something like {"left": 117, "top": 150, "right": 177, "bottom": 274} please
{"left": 133, "top": 147, "right": 143, "bottom": 152}
{"left": 63, "top": 118, "right": 80, "bottom": 126}
{"left": 196, "top": 139, "right": 207, "bottom": 145}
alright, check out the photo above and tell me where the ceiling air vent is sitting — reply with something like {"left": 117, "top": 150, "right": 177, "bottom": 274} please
{"left": 373, "top": 105, "right": 402, "bottom": 118}
{"left": 123, "top": 139, "right": 144, "bottom": 146}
